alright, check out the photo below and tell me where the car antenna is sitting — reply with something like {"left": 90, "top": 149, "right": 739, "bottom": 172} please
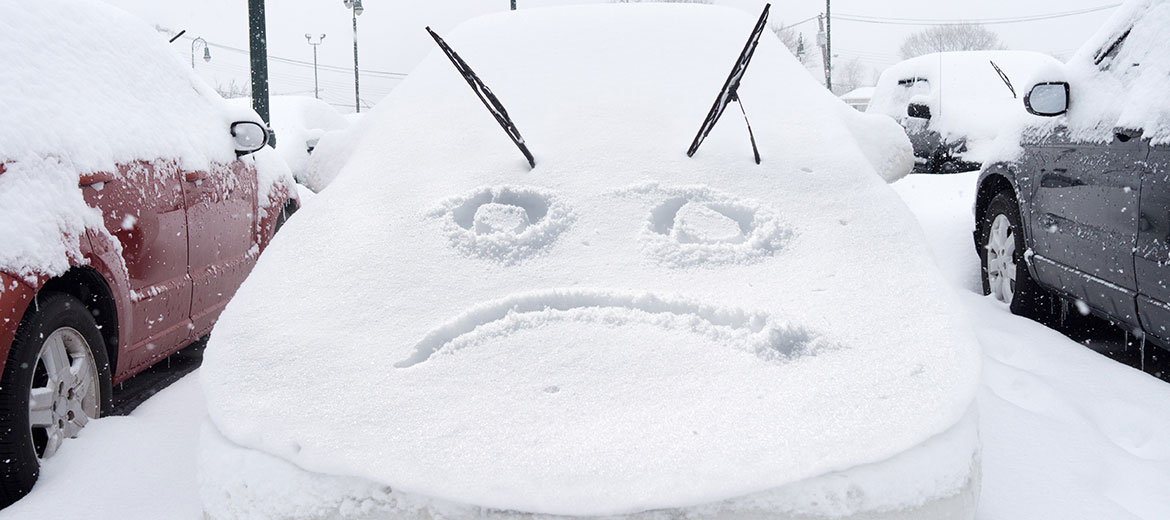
{"left": 426, "top": 27, "right": 536, "bottom": 169}
{"left": 686, "top": 3, "right": 770, "bottom": 165}
{"left": 989, "top": 60, "right": 1017, "bottom": 99}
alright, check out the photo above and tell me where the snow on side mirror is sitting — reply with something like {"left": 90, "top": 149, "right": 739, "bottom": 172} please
{"left": 231, "top": 121, "right": 269, "bottom": 156}
{"left": 1024, "top": 82, "right": 1070, "bottom": 117}
{"left": 907, "top": 103, "right": 931, "bottom": 120}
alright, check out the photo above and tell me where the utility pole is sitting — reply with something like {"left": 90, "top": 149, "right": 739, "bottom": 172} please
{"left": 817, "top": 14, "right": 830, "bottom": 90}
{"left": 248, "top": 0, "right": 274, "bottom": 146}
{"left": 343, "top": 1, "right": 364, "bottom": 113}
{"left": 305, "top": 34, "right": 326, "bottom": 99}
{"left": 825, "top": 0, "right": 833, "bottom": 92}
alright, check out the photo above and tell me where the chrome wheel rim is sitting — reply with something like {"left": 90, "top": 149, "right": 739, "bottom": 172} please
{"left": 986, "top": 214, "right": 1017, "bottom": 306}
{"left": 28, "top": 327, "right": 100, "bottom": 459}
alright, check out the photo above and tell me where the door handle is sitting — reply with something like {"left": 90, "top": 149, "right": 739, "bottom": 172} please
{"left": 1115, "top": 130, "right": 1141, "bottom": 142}
{"left": 184, "top": 170, "right": 207, "bottom": 182}
{"left": 1139, "top": 216, "right": 1153, "bottom": 232}
{"left": 80, "top": 171, "right": 115, "bottom": 186}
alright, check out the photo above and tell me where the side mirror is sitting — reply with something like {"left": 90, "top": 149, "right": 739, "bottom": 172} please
{"left": 907, "top": 103, "right": 931, "bottom": 120}
{"left": 231, "top": 121, "right": 269, "bottom": 155}
{"left": 1024, "top": 82, "right": 1070, "bottom": 117}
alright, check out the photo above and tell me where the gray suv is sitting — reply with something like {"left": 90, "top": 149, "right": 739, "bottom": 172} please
{"left": 974, "top": 0, "right": 1170, "bottom": 344}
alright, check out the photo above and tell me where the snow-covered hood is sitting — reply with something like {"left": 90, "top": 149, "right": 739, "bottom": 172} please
{"left": 202, "top": 4, "right": 979, "bottom": 516}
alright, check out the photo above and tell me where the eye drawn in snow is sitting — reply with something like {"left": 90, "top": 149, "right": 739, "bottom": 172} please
{"left": 430, "top": 186, "right": 573, "bottom": 264}
{"left": 394, "top": 290, "right": 830, "bottom": 369}
{"left": 621, "top": 184, "right": 791, "bottom": 267}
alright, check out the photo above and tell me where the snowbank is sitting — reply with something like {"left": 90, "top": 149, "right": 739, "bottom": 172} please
{"left": 868, "top": 51, "right": 1063, "bottom": 163}
{"left": 0, "top": 0, "right": 290, "bottom": 280}
{"left": 201, "top": 4, "right": 977, "bottom": 517}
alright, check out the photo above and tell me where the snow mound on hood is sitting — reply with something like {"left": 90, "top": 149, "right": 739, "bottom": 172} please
{"left": 201, "top": 4, "right": 975, "bottom": 517}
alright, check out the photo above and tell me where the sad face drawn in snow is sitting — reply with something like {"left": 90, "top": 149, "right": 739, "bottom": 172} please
{"left": 408, "top": 13, "right": 823, "bottom": 369}
{"left": 200, "top": 6, "right": 979, "bottom": 517}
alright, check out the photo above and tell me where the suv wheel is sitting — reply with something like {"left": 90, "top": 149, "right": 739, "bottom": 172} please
{"left": 0, "top": 292, "right": 112, "bottom": 506}
{"left": 979, "top": 190, "right": 1057, "bottom": 321}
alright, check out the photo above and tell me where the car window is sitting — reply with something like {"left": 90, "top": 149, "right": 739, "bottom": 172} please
{"left": 898, "top": 77, "right": 931, "bottom": 96}
{"left": 1093, "top": 28, "right": 1131, "bottom": 69}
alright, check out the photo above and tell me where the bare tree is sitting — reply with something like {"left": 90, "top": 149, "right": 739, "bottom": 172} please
{"left": 899, "top": 24, "right": 1004, "bottom": 59}
{"left": 831, "top": 58, "right": 868, "bottom": 95}
{"left": 216, "top": 80, "right": 251, "bottom": 99}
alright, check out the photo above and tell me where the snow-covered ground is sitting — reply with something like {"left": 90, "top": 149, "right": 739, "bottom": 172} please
{"left": 2, "top": 171, "right": 1167, "bottom": 519}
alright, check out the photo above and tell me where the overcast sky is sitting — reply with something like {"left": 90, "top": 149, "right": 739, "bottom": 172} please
{"left": 104, "top": 0, "right": 1119, "bottom": 112}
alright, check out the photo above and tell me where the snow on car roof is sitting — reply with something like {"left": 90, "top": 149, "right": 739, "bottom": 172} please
{"left": 0, "top": 0, "right": 254, "bottom": 172}
{"left": 868, "top": 51, "right": 1063, "bottom": 157}
{"left": 0, "top": 0, "right": 292, "bottom": 283}
{"left": 1064, "top": 0, "right": 1170, "bottom": 144}
{"left": 201, "top": 4, "right": 979, "bottom": 516}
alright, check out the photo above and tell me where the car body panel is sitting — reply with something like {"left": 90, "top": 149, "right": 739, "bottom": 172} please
{"left": 185, "top": 160, "right": 260, "bottom": 337}
{"left": 82, "top": 160, "right": 195, "bottom": 372}
{"left": 1136, "top": 144, "right": 1170, "bottom": 340}
{"left": 0, "top": 273, "right": 36, "bottom": 369}
{"left": 1022, "top": 127, "right": 1145, "bottom": 324}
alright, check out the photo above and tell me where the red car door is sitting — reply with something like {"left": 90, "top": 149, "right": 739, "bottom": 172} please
{"left": 182, "top": 160, "right": 258, "bottom": 337}
{"left": 82, "top": 160, "right": 193, "bottom": 373}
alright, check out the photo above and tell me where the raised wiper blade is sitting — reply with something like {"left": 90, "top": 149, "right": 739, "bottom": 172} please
{"left": 427, "top": 27, "right": 536, "bottom": 169}
{"left": 989, "top": 60, "right": 1016, "bottom": 99}
{"left": 687, "top": 3, "right": 770, "bottom": 164}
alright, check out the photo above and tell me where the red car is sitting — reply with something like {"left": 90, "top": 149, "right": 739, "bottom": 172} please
{"left": 0, "top": 1, "right": 298, "bottom": 506}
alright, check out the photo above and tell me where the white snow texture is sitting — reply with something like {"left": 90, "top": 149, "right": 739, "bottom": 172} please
{"left": 199, "top": 4, "right": 980, "bottom": 518}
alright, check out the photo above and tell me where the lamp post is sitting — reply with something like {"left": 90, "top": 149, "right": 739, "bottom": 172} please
{"left": 305, "top": 33, "right": 326, "bottom": 99}
{"left": 191, "top": 37, "right": 211, "bottom": 69}
{"left": 343, "top": 0, "right": 363, "bottom": 113}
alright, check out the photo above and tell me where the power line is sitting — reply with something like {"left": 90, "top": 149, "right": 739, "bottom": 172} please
{"left": 836, "top": 4, "right": 1120, "bottom": 26}
{"left": 776, "top": 15, "right": 819, "bottom": 31}
{"left": 177, "top": 34, "right": 409, "bottom": 78}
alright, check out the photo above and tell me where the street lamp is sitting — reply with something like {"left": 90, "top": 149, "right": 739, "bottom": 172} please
{"left": 191, "top": 37, "right": 211, "bottom": 69}
{"left": 343, "top": 0, "right": 363, "bottom": 113}
{"left": 305, "top": 33, "right": 326, "bottom": 99}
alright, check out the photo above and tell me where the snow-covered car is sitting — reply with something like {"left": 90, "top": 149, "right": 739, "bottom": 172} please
{"left": 198, "top": 5, "right": 980, "bottom": 519}
{"left": 230, "top": 95, "right": 350, "bottom": 187}
{"left": 869, "top": 51, "right": 1063, "bottom": 173}
{"left": 0, "top": 0, "right": 297, "bottom": 505}
{"left": 974, "top": 0, "right": 1170, "bottom": 342}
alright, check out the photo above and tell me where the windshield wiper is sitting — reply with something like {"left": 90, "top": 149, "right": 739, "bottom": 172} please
{"left": 687, "top": 3, "right": 771, "bottom": 165}
{"left": 989, "top": 60, "right": 1016, "bottom": 99}
{"left": 427, "top": 27, "right": 536, "bottom": 169}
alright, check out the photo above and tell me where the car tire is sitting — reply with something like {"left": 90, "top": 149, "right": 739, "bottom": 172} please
{"left": 0, "top": 292, "right": 112, "bottom": 507}
{"left": 979, "top": 190, "right": 1058, "bottom": 322}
